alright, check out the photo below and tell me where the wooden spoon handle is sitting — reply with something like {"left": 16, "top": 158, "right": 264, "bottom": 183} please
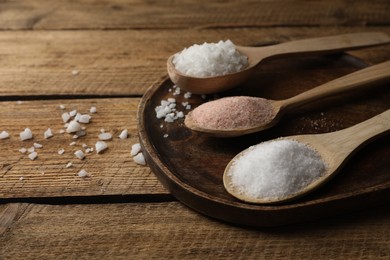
{"left": 281, "top": 60, "right": 390, "bottom": 111}
{"left": 258, "top": 32, "right": 390, "bottom": 60}
{"left": 315, "top": 109, "right": 390, "bottom": 162}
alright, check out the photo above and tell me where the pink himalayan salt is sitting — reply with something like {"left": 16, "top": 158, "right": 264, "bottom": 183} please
{"left": 189, "top": 96, "right": 274, "bottom": 130}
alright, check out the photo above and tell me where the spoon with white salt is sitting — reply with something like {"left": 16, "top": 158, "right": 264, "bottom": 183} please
{"left": 167, "top": 32, "right": 390, "bottom": 94}
{"left": 223, "top": 109, "right": 390, "bottom": 204}
{"left": 185, "top": 60, "right": 390, "bottom": 137}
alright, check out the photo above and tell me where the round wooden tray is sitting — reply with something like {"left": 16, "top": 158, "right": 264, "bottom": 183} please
{"left": 138, "top": 54, "right": 390, "bottom": 227}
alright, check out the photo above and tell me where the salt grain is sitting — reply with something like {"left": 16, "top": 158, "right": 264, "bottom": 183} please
{"left": 33, "top": 143, "right": 43, "bottom": 149}
{"left": 66, "top": 120, "right": 82, "bottom": 133}
{"left": 130, "top": 143, "right": 141, "bottom": 156}
{"left": 77, "top": 169, "right": 88, "bottom": 178}
{"left": 226, "top": 139, "right": 327, "bottom": 200}
{"left": 69, "top": 110, "right": 77, "bottom": 117}
{"left": 27, "top": 147, "right": 35, "bottom": 153}
{"left": 98, "top": 132, "right": 112, "bottom": 141}
{"left": 44, "top": 128, "right": 53, "bottom": 139}
{"left": 133, "top": 152, "right": 146, "bottom": 166}
{"left": 66, "top": 162, "right": 73, "bottom": 168}
{"left": 19, "top": 148, "right": 27, "bottom": 154}
{"left": 59, "top": 104, "right": 66, "bottom": 110}
{"left": 28, "top": 152, "right": 38, "bottom": 160}
{"left": 78, "top": 114, "right": 91, "bottom": 124}
{"left": 69, "top": 141, "right": 76, "bottom": 146}
{"left": 74, "top": 150, "right": 85, "bottom": 160}
{"left": 62, "top": 112, "right": 71, "bottom": 123}
{"left": 20, "top": 128, "right": 33, "bottom": 141}
{"left": 173, "top": 40, "right": 248, "bottom": 77}
{"left": 58, "top": 149, "right": 65, "bottom": 155}
{"left": 90, "top": 106, "right": 97, "bottom": 113}
{"left": 95, "top": 141, "right": 108, "bottom": 154}
{"left": 0, "top": 130, "right": 9, "bottom": 139}
{"left": 72, "top": 70, "right": 79, "bottom": 76}
{"left": 118, "top": 129, "right": 128, "bottom": 139}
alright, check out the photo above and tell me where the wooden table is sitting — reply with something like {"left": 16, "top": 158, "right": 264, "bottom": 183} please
{"left": 1, "top": 1, "right": 389, "bottom": 258}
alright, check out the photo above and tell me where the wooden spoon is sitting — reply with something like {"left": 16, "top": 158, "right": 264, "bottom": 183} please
{"left": 185, "top": 60, "right": 390, "bottom": 137}
{"left": 223, "top": 109, "right": 390, "bottom": 204}
{"left": 167, "top": 32, "right": 390, "bottom": 94}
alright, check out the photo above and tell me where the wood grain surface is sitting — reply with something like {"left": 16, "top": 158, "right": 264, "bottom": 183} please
{"left": 0, "top": 0, "right": 389, "bottom": 258}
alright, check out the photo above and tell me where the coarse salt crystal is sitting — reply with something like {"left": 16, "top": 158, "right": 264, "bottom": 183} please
{"left": 33, "top": 143, "right": 43, "bottom": 149}
{"left": 90, "top": 106, "right": 97, "bottom": 113}
{"left": 173, "top": 40, "right": 248, "bottom": 77}
{"left": 19, "top": 148, "right": 27, "bottom": 154}
{"left": 66, "top": 120, "right": 82, "bottom": 133}
{"left": 77, "top": 169, "right": 88, "bottom": 178}
{"left": 130, "top": 143, "right": 141, "bottom": 156}
{"left": 0, "top": 130, "right": 9, "bottom": 139}
{"left": 69, "top": 110, "right": 77, "bottom": 117}
{"left": 163, "top": 134, "right": 169, "bottom": 138}
{"left": 78, "top": 114, "right": 91, "bottom": 124}
{"left": 72, "top": 70, "right": 79, "bottom": 76}
{"left": 59, "top": 104, "right": 66, "bottom": 110}
{"left": 69, "top": 141, "right": 76, "bottom": 146}
{"left": 20, "top": 128, "right": 33, "bottom": 141}
{"left": 184, "top": 92, "right": 192, "bottom": 99}
{"left": 66, "top": 162, "right": 73, "bottom": 168}
{"left": 62, "top": 112, "right": 71, "bottom": 123}
{"left": 98, "top": 132, "right": 112, "bottom": 141}
{"left": 44, "top": 128, "right": 53, "bottom": 139}
{"left": 74, "top": 150, "right": 85, "bottom": 160}
{"left": 95, "top": 141, "right": 108, "bottom": 154}
{"left": 59, "top": 129, "right": 65, "bottom": 134}
{"left": 28, "top": 152, "right": 38, "bottom": 160}
{"left": 133, "top": 152, "right": 146, "bottom": 166}
{"left": 58, "top": 149, "right": 65, "bottom": 155}
{"left": 118, "top": 129, "right": 128, "bottom": 139}
{"left": 27, "top": 147, "right": 35, "bottom": 153}
{"left": 19, "top": 176, "right": 24, "bottom": 181}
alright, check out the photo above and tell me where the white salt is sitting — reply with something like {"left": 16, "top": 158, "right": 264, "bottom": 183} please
{"left": 69, "top": 110, "right": 77, "bottom": 117}
{"left": 28, "top": 152, "right": 38, "bottom": 160}
{"left": 72, "top": 70, "right": 79, "bottom": 76}
{"left": 59, "top": 129, "right": 65, "bottom": 134}
{"left": 58, "top": 148, "right": 65, "bottom": 155}
{"left": 226, "top": 139, "right": 327, "bottom": 201}
{"left": 173, "top": 40, "right": 248, "bottom": 77}
{"left": 19, "top": 148, "right": 27, "bottom": 154}
{"left": 66, "top": 162, "right": 73, "bottom": 168}
{"left": 44, "top": 128, "right": 53, "bottom": 139}
{"left": 90, "top": 106, "right": 97, "bottom": 113}
{"left": 184, "top": 92, "right": 192, "bottom": 99}
{"left": 62, "top": 112, "right": 71, "bottom": 123}
{"left": 20, "top": 128, "right": 33, "bottom": 141}
{"left": 59, "top": 104, "right": 66, "bottom": 110}
{"left": 77, "top": 169, "right": 88, "bottom": 178}
{"left": 33, "top": 143, "right": 43, "bottom": 149}
{"left": 95, "top": 141, "right": 108, "bottom": 154}
{"left": 66, "top": 120, "right": 82, "bottom": 133}
{"left": 130, "top": 143, "right": 141, "bottom": 156}
{"left": 0, "top": 130, "right": 9, "bottom": 139}
{"left": 74, "top": 150, "right": 85, "bottom": 160}
{"left": 133, "top": 152, "right": 146, "bottom": 166}
{"left": 118, "top": 129, "right": 128, "bottom": 139}
{"left": 69, "top": 141, "right": 76, "bottom": 146}
{"left": 98, "top": 132, "right": 112, "bottom": 141}
{"left": 78, "top": 114, "right": 91, "bottom": 124}
{"left": 27, "top": 146, "right": 35, "bottom": 153}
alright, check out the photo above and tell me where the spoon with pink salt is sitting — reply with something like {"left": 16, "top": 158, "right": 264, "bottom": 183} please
{"left": 167, "top": 32, "right": 390, "bottom": 94}
{"left": 184, "top": 60, "right": 390, "bottom": 137}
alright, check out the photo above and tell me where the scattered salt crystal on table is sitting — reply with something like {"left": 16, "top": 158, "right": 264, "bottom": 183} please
{"left": 19, "top": 176, "right": 24, "bottom": 181}
{"left": 66, "top": 120, "right": 82, "bottom": 133}
{"left": 69, "top": 110, "right": 77, "bottom": 117}
{"left": 59, "top": 104, "right": 66, "bottom": 110}
{"left": 78, "top": 114, "right": 91, "bottom": 123}
{"left": 27, "top": 146, "right": 35, "bottom": 153}
{"left": 72, "top": 70, "right": 79, "bottom": 76}
{"left": 59, "top": 129, "right": 65, "bottom": 134}
{"left": 0, "top": 130, "right": 9, "bottom": 139}
{"left": 90, "top": 106, "right": 97, "bottom": 113}
{"left": 62, "top": 112, "right": 71, "bottom": 123}
{"left": 69, "top": 141, "right": 76, "bottom": 146}
{"left": 226, "top": 139, "right": 327, "bottom": 201}
{"left": 20, "top": 128, "right": 33, "bottom": 141}
{"left": 74, "top": 150, "right": 85, "bottom": 160}
{"left": 118, "top": 129, "right": 128, "bottom": 139}
{"left": 163, "top": 134, "right": 168, "bottom": 138}
{"left": 33, "top": 143, "right": 43, "bottom": 149}
{"left": 95, "top": 141, "right": 108, "bottom": 153}
{"left": 98, "top": 132, "right": 112, "bottom": 140}
{"left": 184, "top": 92, "right": 192, "bottom": 99}
{"left": 66, "top": 162, "right": 73, "bottom": 168}
{"left": 77, "top": 169, "right": 88, "bottom": 178}
{"left": 130, "top": 143, "right": 141, "bottom": 156}
{"left": 58, "top": 148, "right": 65, "bottom": 155}
{"left": 173, "top": 40, "right": 248, "bottom": 77}
{"left": 28, "top": 152, "right": 38, "bottom": 160}
{"left": 133, "top": 153, "right": 146, "bottom": 166}
{"left": 44, "top": 128, "right": 53, "bottom": 139}
{"left": 19, "top": 147, "right": 27, "bottom": 154}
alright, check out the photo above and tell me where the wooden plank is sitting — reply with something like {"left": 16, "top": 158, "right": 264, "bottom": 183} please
{"left": 0, "top": 202, "right": 389, "bottom": 258}
{"left": 0, "top": 27, "right": 389, "bottom": 97}
{"left": 0, "top": 0, "right": 389, "bottom": 30}
{"left": 0, "top": 98, "right": 168, "bottom": 199}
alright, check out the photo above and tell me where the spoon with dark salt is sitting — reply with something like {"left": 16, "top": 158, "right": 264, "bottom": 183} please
{"left": 185, "top": 60, "right": 390, "bottom": 137}
{"left": 168, "top": 32, "right": 390, "bottom": 94}
{"left": 223, "top": 109, "right": 390, "bottom": 204}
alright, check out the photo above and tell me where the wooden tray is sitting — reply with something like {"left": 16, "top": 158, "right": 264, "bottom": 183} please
{"left": 138, "top": 54, "right": 390, "bottom": 227}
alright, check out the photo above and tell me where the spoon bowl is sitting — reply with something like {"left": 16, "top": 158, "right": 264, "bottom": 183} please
{"left": 223, "top": 109, "right": 390, "bottom": 204}
{"left": 168, "top": 32, "right": 390, "bottom": 94}
{"left": 185, "top": 60, "right": 390, "bottom": 137}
